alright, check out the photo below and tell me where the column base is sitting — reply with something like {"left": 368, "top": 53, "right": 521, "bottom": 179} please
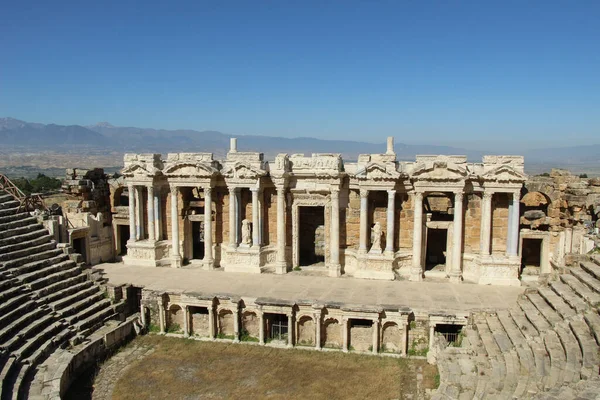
{"left": 171, "top": 255, "right": 182, "bottom": 268}
{"left": 409, "top": 268, "right": 423, "bottom": 281}
{"left": 448, "top": 273, "right": 463, "bottom": 284}
{"left": 203, "top": 258, "right": 215, "bottom": 271}
{"left": 328, "top": 263, "right": 341, "bottom": 277}
{"left": 275, "top": 261, "right": 287, "bottom": 274}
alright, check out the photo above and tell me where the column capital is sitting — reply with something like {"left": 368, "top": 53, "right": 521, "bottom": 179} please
{"left": 330, "top": 188, "right": 340, "bottom": 198}
{"left": 359, "top": 188, "right": 369, "bottom": 198}
{"left": 169, "top": 184, "right": 179, "bottom": 191}
{"left": 453, "top": 190, "right": 464, "bottom": 197}
{"left": 250, "top": 186, "right": 260, "bottom": 193}
{"left": 482, "top": 191, "right": 494, "bottom": 200}
{"left": 512, "top": 190, "right": 521, "bottom": 199}
{"left": 413, "top": 191, "right": 423, "bottom": 200}
{"left": 387, "top": 189, "right": 396, "bottom": 197}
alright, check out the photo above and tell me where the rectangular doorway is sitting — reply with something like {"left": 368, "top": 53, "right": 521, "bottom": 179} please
{"left": 426, "top": 228, "right": 447, "bottom": 272}
{"left": 192, "top": 221, "right": 205, "bottom": 260}
{"left": 299, "top": 206, "right": 325, "bottom": 266}
{"left": 118, "top": 225, "right": 130, "bottom": 255}
{"left": 72, "top": 237, "right": 87, "bottom": 264}
{"left": 522, "top": 238, "right": 542, "bottom": 273}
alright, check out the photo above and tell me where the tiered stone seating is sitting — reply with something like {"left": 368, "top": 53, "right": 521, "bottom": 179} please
{"left": 434, "top": 255, "right": 600, "bottom": 399}
{"left": 0, "top": 191, "right": 125, "bottom": 400}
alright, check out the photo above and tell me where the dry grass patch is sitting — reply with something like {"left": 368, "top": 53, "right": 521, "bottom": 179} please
{"left": 108, "top": 335, "right": 437, "bottom": 400}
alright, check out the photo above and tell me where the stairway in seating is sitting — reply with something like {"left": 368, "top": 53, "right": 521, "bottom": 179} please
{"left": 0, "top": 190, "right": 125, "bottom": 400}
{"left": 433, "top": 255, "right": 600, "bottom": 400}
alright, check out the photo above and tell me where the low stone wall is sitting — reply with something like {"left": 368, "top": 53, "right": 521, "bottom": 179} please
{"left": 45, "top": 315, "right": 139, "bottom": 399}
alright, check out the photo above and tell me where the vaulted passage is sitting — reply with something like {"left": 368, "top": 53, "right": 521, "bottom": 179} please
{"left": 299, "top": 206, "right": 325, "bottom": 266}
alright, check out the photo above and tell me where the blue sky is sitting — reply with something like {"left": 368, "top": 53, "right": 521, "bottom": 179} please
{"left": 1, "top": 1, "right": 599, "bottom": 150}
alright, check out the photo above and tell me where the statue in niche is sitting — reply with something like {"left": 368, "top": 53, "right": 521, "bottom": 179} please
{"left": 370, "top": 222, "right": 383, "bottom": 253}
{"left": 241, "top": 219, "right": 252, "bottom": 245}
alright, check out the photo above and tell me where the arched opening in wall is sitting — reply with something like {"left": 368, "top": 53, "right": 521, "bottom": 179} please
{"left": 299, "top": 206, "right": 325, "bottom": 266}
{"left": 265, "top": 313, "right": 288, "bottom": 342}
{"left": 241, "top": 311, "right": 259, "bottom": 340}
{"left": 189, "top": 306, "right": 210, "bottom": 337}
{"left": 297, "top": 316, "right": 315, "bottom": 346}
{"left": 168, "top": 305, "right": 184, "bottom": 333}
{"left": 323, "top": 318, "right": 341, "bottom": 349}
{"left": 522, "top": 238, "right": 542, "bottom": 273}
{"left": 381, "top": 322, "right": 401, "bottom": 353}
{"left": 349, "top": 319, "right": 373, "bottom": 352}
{"left": 521, "top": 191, "right": 550, "bottom": 231}
{"left": 218, "top": 309, "right": 235, "bottom": 338}
{"left": 434, "top": 324, "right": 463, "bottom": 345}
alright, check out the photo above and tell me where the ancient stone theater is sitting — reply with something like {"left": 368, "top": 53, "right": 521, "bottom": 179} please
{"left": 1, "top": 137, "right": 599, "bottom": 399}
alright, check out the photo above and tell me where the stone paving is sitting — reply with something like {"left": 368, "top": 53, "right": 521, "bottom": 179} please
{"left": 95, "top": 262, "right": 524, "bottom": 314}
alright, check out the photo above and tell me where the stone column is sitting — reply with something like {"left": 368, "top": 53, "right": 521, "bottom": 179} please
{"left": 258, "top": 190, "right": 264, "bottom": 245}
{"left": 170, "top": 186, "right": 181, "bottom": 268}
{"left": 507, "top": 197, "right": 514, "bottom": 254}
{"left": 480, "top": 191, "right": 493, "bottom": 256}
{"left": 410, "top": 192, "right": 424, "bottom": 281}
{"left": 158, "top": 300, "right": 166, "bottom": 334}
{"left": 287, "top": 313, "right": 293, "bottom": 347}
{"left": 137, "top": 186, "right": 145, "bottom": 239}
{"left": 386, "top": 189, "right": 396, "bottom": 255}
{"left": 402, "top": 322, "right": 408, "bottom": 356}
{"left": 509, "top": 191, "right": 521, "bottom": 256}
{"left": 208, "top": 306, "right": 215, "bottom": 340}
{"left": 233, "top": 303, "right": 240, "bottom": 343}
{"left": 372, "top": 318, "right": 379, "bottom": 354}
{"left": 329, "top": 188, "right": 341, "bottom": 277}
{"left": 342, "top": 318, "right": 349, "bottom": 352}
{"left": 251, "top": 188, "right": 260, "bottom": 247}
{"left": 450, "top": 191, "right": 464, "bottom": 283}
{"left": 228, "top": 187, "right": 237, "bottom": 248}
{"left": 134, "top": 186, "right": 141, "bottom": 240}
{"left": 565, "top": 228, "right": 573, "bottom": 254}
{"left": 235, "top": 188, "right": 241, "bottom": 244}
{"left": 140, "top": 304, "right": 147, "bottom": 326}
{"left": 275, "top": 186, "right": 287, "bottom": 274}
{"left": 204, "top": 187, "right": 214, "bottom": 270}
{"left": 127, "top": 184, "right": 136, "bottom": 243}
{"left": 183, "top": 305, "right": 189, "bottom": 337}
{"left": 359, "top": 189, "right": 369, "bottom": 254}
{"left": 429, "top": 324, "right": 435, "bottom": 348}
{"left": 154, "top": 190, "right": 161, "bottom": 240}
{"left": 147, "top": 185, "right": 155, "bottom": 242}
{"left": 259, "top": 309, "right": 265, "bottom": 345}
{"left": 315, "top": 311, "right": 322, "bottom": 350}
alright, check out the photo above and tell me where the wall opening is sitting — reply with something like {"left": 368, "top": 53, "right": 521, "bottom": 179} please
{"left": 265, "top": 313, "right": 288, "bottom": 341}
{"left": 426, "top": 228, "right": 447, "bottom": 272}
{"left": 192, "top": 221, "right": 205, "bottom": 260}
{"left": 522, "top": 238, "right": 542, "bottom": 272}
{"left": 434, "top": 324, "right": 463, "bottom": 344}
{"left": 118, "top": 225, "right": 130, "bottom": 255}
{"left": 299, "top": 206, "right": 325, "bottom": 266}
{"left": 73, "top": 237, "right": 87, "bottom": 264}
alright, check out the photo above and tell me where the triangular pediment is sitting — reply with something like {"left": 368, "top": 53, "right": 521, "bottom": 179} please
{"left": 121, "top": 163, "right": 154, "bottom": 177}
{"left": 482, "top": 165, "right": 527, "bottom": 183}
{"left": 222, "top": 162, "right": 267, "bottom": 179}
{"left": 355, "top": 162, "right": 400, "bottom": 180}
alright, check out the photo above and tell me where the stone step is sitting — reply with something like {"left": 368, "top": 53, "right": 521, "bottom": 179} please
{"left": 25, "top": 266, "right": 81, "bottom": 291}
{"left": 583, "top": 311, "right": 600, "bottom": 345}
{"left": 508, "top": 308, "right": 538, "bottom": 341}
{"left": 13, "top": 321, "right": 65, "bottom": 361}
{"left": 73, "top": 301, "right": 116, "bottom": 332}
{"left": 49, "top": 285, "right": 99, "bottom": 312}
{"left": 0, "top": 301, "right": 37, "bottom": 331}
{"left": 560, "top": 274, "right": 600, "bottom": 308}
{"left": 517, "top": 298, "right": 552, "bottom": 333}
{"left": 16, "top": 260, "right": 75, "bottom": 285}
{"left": 529, "top": 339, "right": 551, "bottom": 391}
{"left": 0, "top": 194, "right": 15, "bottom": 203}
{"left": 496, "top": 310, "right": 540, "bottom": 394}
{"left": 526, "top": 292, "right": 563, "bottom": 327}
{"left": 10, "top": 253, "right": 70, "bottom": 278}
{"left": 0, "top": 312, "right": 55, "bottom": 354}
{"left": 0, "top": 292, "right": 37, "bottom": 330}
{"left": 0, "top": 242, "right": 57, "bottom": 265}
{"left": 485, "top": 315, "right": 520, "bottom": 398}
{"left": 0, "top": 206, "right": 21, "bottom": 218}
{"left": 570, "top": 267, "right": 600, "bottom": 297}
{"left": 555, "top": 324, "right": 582, "bottom": 384}
{"left": 0, "top": 278, "right": 18, "bottom": 294}
{"left": 0, "top": 235, "right": 52, "bottom": 260}
{"left": 462, "top": 325, "right": 493, "bottom": 399}
{"left": 474, "top": 319, "right": 502, "bottom": 359}
{"left": 0, "top": 247, "right": 62, "bottom": 273}
{"left": 10, "top": 362, "right": 30, "bottom": 400}
{"left": 61, "top": 291, "right": 106, "bottom": 320}
{"left": 0, "top": 285, "right": 25, "bottom": 304}
{"left": 550, "top": 281, "right": 588, "bottom": 314}
{"left": 0, "top": 357, "right": 18, "bottom": 398}
{"left": 538, "top": 286, "right": 577, "bottom": 319}
{"left": 0, "top": 228, "right": 49, "bottom": 249}
{"left": 0, "top": 308, "right": 47, "bottom": 347}
{"left": 580, "top": 261, "right": 600, "bottom": 282}
{"left": 569, "top": 319, "right": 599, "bottom": 380}
{"left": 41, "top": 280, "right": 94, "bottom": 306}
{"left": 0, "top": 199, "right": 19, "bottom": 210}
{"left": 0, "top": 216, "right": 38, "bottom": 233}
{"left": 33, "top": 273, "right": 88, "bottom": 300}
{"left": 0, "top": 222, "right": 41, "bottom": 240}
{"left": 0, "top": 212, "right": 30, "bottom": 225}
{"left": 543, "top": 330, "right": 566, "bottom": 390}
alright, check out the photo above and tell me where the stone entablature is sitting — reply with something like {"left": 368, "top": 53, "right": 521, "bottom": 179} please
{"left": 119, "top": 137, "right": 532, "bottom": 286}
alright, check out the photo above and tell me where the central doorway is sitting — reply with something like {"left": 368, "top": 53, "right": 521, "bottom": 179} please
{"left": 426, "top": 228, "right": 447, "bottom": 272}
{"left": 192, "top": 221, "right": 205, "bottom": 260}
{"left": 299, "top": 206, "right": 325, "bottom": 266}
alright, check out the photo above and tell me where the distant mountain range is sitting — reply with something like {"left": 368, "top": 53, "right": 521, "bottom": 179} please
{"left": 1, "top": 117, "right": 599, "bottom": 169}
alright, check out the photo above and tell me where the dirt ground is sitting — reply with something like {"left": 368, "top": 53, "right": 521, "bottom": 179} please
{"left": 94, "top": 335, "right": 438, "bottom": 400}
